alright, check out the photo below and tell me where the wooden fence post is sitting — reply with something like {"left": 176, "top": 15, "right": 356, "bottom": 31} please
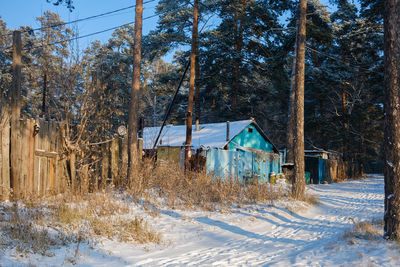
{"left": 110, "top": 136, "right": 119, "bottom": 185}
{"left": 20, "top": 119, "right": 30, "bottom": 198}
{"left": 28, "top": 120, "right": 35, "bottom": 195}
{"left": 138, "top": 138, "right": 143, "bottom": 160}
{"left": 70, "top": 150, "right": 77, "bottom": 191}
{"left": 101, "top": 141, "right": 110, "bottom": 186}
{"left": 120, "top": 136, "right": 128, "bottom": 182}
{"left": 0, "top": 119, "right": 10, "bottom": 200}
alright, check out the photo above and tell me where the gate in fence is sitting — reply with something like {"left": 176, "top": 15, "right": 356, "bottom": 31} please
{"left": 0, "top": 117, "right": 67, "bottom": 200}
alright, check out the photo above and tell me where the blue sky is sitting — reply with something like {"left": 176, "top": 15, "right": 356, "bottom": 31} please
{"left": 1, "top": 0, "right": 159, "bottom": 48}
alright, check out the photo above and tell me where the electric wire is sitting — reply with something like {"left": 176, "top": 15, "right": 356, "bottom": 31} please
{"left": 2, "top": 13, "right": 159, "bottom": 52}
{"left": 0, "top": 0, "right": 156, "bottom": 37}
{"left": 24, "top": 14, "right": 159, "bottom": 51}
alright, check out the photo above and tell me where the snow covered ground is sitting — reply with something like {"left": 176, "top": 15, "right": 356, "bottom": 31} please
{"left": 2, "top": 174, "right": 400, "bottom": 266}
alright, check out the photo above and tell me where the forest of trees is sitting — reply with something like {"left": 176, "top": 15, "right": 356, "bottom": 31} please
{"left": 0, "top": 0, "right": 384, "bottom": 172}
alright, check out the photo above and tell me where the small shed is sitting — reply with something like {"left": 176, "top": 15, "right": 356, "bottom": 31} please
{"left": 143, "top": 119, "right": 281, "bottom": 182}
{"left": 305, "top": 149, "right": 343, "bottom": 184}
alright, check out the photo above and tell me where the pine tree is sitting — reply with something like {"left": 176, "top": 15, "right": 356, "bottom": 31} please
{"left": 292, "top": 0, "right": 307, "bottom": 199}
{"left": 383, "top": 0, "right": 400, "bottom": 241}
{"left": 127, "top": 0, "right": 144, "bottom": 184}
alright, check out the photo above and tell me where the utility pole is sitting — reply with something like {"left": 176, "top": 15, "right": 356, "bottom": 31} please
{"left": 185, "top": 0, "right": 199, "bottom": 170}
{"left": 41, "top": 20, "right": 49, "bottom": 119}
{"left": 10, "top": 30, "right": 22, "bottom": 197}
{"left": 42, "top": 72, "right": 47, "bottom": 117}
{"left": 292, "top": 0, "right": 307, "bottom": 200}
{"left": 127, "top": 0, "right": 143, "bottom": 184}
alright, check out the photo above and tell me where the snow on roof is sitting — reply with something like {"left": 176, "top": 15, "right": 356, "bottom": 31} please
{"left": 143, "top": 120, "right": 252, "bottom": 150}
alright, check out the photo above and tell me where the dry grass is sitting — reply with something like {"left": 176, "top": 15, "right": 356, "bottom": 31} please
{"left": 285, "top": 203, "right": 308, "bottom": 214}
{"left": 0, "top": 202, "right": 73, "bottom": 256}
{"left": 287, "top": 190, "right": 321, "bottom": 208}
{"left": 0, "top": 192, "right": 162, "bottom": 258}
{"left": 118, "top": 217, "right": 162, "bottom": 244}
{"left": 127, "top": 159, "right": 287, "bottom": 211}
{"left": 344, "top": 218, "right": 383, "bottom": 242}
{"left": 303, "top": 193, "right": 321, "bottom": 206}
{"left": 47, "top": 193, "right": 161, "bottom": 245}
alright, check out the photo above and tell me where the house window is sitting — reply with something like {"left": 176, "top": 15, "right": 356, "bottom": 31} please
{"left": 248, "top": 128, "right": 253, "bottom": 133}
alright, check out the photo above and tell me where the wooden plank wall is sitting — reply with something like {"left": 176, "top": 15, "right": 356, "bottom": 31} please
{"left": 0, "top": 117, "right": 10, "bottom": 201}
{"left": 0, "top": 118, "right": 67, "bottom": 200}
{"left": 1, "top": 119, "right": 140, "bottom": 200}
{"left": 32, "top": 119, "right": 65, "bottom": 196}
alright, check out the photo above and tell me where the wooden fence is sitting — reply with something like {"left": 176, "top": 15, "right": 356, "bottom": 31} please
{"left": 96, "top": 136, "right": 128, "bottom": 188}
{"left": 0, "top": 117, "right": 68, "bottom": 200}
{"left": 0, "top": 115, "right": 144, "bottom": 200}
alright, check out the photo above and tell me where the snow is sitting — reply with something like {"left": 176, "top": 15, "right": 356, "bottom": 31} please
{"left": 143, "top": 120, "right": 252, "bottom": 149}
{"left": 386, "top": 161, "right": 394, "bottom": 168}
{"left": 2, "top": 174, "right": 400, "bottom": 266}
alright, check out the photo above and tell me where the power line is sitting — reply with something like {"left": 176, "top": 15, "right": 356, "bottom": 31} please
{"left": 21, "top": 14, "right": 159, "bottom": 51}
{"left": 0, "top": 0, "right": 156, "bottom": 37}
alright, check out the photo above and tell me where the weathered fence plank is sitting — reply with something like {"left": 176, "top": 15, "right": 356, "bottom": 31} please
{"left": 0, "top": 118, "right": 10, "bottom": 200}
{"left": 101, "top": 141, "right": 110, "bottom": 186}
{"left": 20, "top": 119, "right": 30, "bottom": 197}
{"left": 120, "top": 136, "right": 128, "bottom": 183}
{"left": 33, "top": 121, "right": 40, "bottom": 195}
{"left": 110, "top": 136, "right": 119, "bottom": 185}
{"left": 28, "top": 120, "right": 35, "bottom": 195}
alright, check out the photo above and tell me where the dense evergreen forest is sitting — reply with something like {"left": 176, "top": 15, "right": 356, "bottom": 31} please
{"left": 0, "top": 0, "right": 384, "bottom": 171}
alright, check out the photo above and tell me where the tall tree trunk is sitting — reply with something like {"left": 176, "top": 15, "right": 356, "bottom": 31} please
{"left": 384, "top": 0, "right": 400, "bottom": 240}
{"left": 341, "top": 51, "right": 349, "bottom": 163}
{"left": 185, "top": 0, "right": 199, "bottom": 170}
{"left": 195, "top": 42, "right": 200, "bottom": 130}
{"left": 286, "top": 32, "right": 298, "bottom": 164}
{"left": 127, "top": 0, "right": 143, "bottom": 184}
{"left": 292, "top": 0, "right": 307, "bottom": 200}
{"left": 341, "top": 80, "right": 346, "bottom": 137}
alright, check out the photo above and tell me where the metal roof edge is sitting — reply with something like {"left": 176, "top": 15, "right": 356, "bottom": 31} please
{"left": 249, "top": 121, "right": 280, "bottom": 153}
{"left": 223, "top": 119, "right": 279, "bottom": 153}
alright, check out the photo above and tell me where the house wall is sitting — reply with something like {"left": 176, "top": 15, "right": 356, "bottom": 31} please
{"left": 227, "top": 125, "right": 274, "bottom": 152}
{"left": 206, "top": 148, "right": 281, "bottom": 182}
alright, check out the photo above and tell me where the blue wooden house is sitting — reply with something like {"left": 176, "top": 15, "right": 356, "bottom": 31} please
{"left": 143, "top": 119, "right": 282, "bottom": 182}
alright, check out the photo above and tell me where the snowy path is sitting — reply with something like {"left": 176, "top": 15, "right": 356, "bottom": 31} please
{"left": 3, "top": 175, "right": 399, "bottom": 266}
{"left": 88, "top": 174, "right": 393, "bottom": 267}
